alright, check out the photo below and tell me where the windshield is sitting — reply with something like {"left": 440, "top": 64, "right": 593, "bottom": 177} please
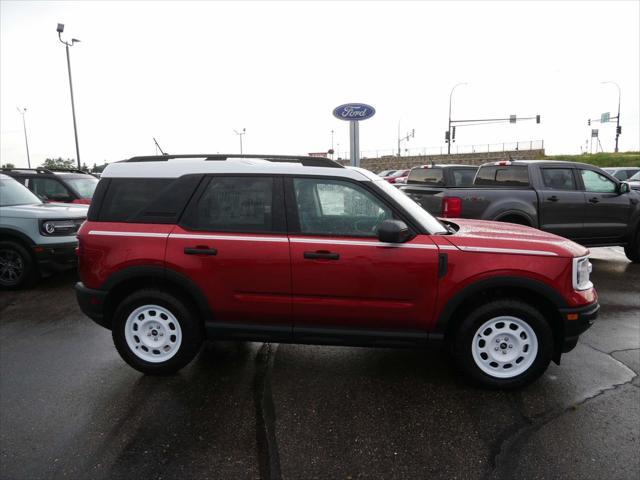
{"left": 375, "top": 179, "right": 448, "bottom": 234}
{"left": 66, "top": 177, "right": 99, "bottom": 199}
{"left": 629, "top": 171, "right": 640, "bottom": 181}
{"left": 0, "top": 177, "right": 42, "bottom": 206}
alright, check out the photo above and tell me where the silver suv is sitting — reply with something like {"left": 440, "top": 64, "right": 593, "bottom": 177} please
{"left": 0, "top": 174, "right": 88, "bottom": 289}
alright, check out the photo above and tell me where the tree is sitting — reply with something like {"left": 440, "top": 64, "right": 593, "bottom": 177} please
{"left": 41, "top": 158, "right": 75, "bottom": 170}
{"left": 1, "top": 163, "right": 15, "bottom": 169}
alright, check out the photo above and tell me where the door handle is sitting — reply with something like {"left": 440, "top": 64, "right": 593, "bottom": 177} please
{"left": 184, "top": 247, "right": 217, "bottom": 256}
{"left": 304, "top": 251, "right": 340, "bottom": 260}
{"left": 548, "top": 195, "right": 559, "bottom": 202}
{"left": 588, "top": 197, "right": 600, "bottom": 204}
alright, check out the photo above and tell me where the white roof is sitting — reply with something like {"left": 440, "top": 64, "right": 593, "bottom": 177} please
{"left": 102, "top": 157, "right": 380, "bottom": 181}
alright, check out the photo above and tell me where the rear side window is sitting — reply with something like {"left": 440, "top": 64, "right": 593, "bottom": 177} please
{"left": 407, "top": 168, "right": 443, "bottom": 185}
{"left": 475, "top": 165, "right": 530, "bottom": 187}
{"left": 97, "top": 176, "right": 201, "bottom": 223}
{"left": 541, "top": 168, "right": 576, "bottom": 190}
{"left": 183, "top": 176, "right": 282, "bottom": 233}
{"left": 452, "top": 169, "right": 477, "bottom": 186}
{"left": 30, "top": 177, "right": 73, "bottom": 201}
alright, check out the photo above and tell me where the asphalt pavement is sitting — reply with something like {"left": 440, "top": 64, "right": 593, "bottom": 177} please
{"left": 0, "top": 247, "right": 638, "bottom": 480}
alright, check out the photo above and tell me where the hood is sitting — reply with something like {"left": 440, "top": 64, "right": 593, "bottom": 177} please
{"left": 0, "top": 202, "right": 89, "bottom": 219}
{"left": 442, "top": 218, "right": 588, "bottom": 258}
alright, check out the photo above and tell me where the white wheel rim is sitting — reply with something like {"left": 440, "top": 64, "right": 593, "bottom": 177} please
{"left": 124, "top": 305, "right": 183, "bottom": 363}
{"left": 471, "top": 315, "right": 538, "bottom": 379}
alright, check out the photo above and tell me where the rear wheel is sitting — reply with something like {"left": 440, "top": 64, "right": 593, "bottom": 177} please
{"left": 452, "top": 299, "right": 553, "bottom": 389}
{"left": 0, "top": 241, "right": 37, "bottom": 290}
{"left": 624, "top": 229, "right": 640, "bottom": 263}
{"left": 112, "top": 289, "right": 204, "bottom": 374}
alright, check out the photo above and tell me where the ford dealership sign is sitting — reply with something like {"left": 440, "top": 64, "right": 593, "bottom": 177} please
{"left": 333, "top": 103, "right": 376, "bottom": 121}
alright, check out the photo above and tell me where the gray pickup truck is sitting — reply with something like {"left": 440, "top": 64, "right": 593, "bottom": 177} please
{"left": 399, "top": 160, "right": 640, "bottom": 262}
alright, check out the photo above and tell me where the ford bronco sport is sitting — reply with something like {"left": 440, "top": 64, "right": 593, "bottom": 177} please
{"left": 75, "top": 155, "right": 599, "bottom": 389}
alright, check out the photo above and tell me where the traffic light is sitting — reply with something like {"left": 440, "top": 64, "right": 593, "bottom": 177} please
{"left": 616, "top": 126, "right": 622, "bottom": 135}
{"left": 536, "top": 115, "right": 541, "bottom": 124}
{"left": 452, "top": 126, "right": 456, "bottom": 142}
{"left": 445, "top": 130, "right": 450, "bottom": 143}
{"left": 588, "top": 119, "right": 591, "bottom": 126}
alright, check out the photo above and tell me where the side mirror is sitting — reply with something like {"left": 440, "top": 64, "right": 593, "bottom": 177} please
{"left": 377, "top": 219, "right": 412, "bottom": 243}
{"left": 618, "top": 182, "right": 630, "bottom": 195}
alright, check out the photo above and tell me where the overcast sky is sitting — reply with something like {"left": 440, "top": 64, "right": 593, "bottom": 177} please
{"left": 1, "top": 0, "right": 639, "bottom": 168}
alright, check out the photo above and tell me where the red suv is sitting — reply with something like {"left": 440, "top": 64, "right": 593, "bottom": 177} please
{"left": 75, "top": 154, "right": 598, "bottom": 389}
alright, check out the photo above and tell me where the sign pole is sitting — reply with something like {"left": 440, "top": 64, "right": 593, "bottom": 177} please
{"left": 349, "top": 120, "right": 360, "bottom": 167}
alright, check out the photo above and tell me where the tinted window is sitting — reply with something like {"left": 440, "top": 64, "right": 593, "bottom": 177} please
{"left": 99, "top": 178, "right": 173, "bottom": 222}
{"left": 541, "top": 168, "right": 576, "bottom": 190}
{"left": 452, "top": 168, "right": 477, "bottom": 186}
{"left": 475, "top": 165, "right": 530, "bottom": 187}
{"left": 294, "top": 178, "right": 392, "bottom": 237}
{"left": 66, "top": 177, "right": 99, "bottom": 198}
{"left": 580, "top": 170, "right": 616, "bottom": 193}
{"left": 30, "top": 178, "right": 72, "bottom": 201}
{"left": 191, "top": 177, "right": 275, "bottom": 233}
{"left": 407, "top": 168, "right": 443, "bottom": 185}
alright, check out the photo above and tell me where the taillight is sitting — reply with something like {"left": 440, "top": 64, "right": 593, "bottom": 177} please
{"left": 72, "top": 198, "right": 91, "bottom": 205}
{"left": 442, "top": 196, "right": 462, "bottom": 218}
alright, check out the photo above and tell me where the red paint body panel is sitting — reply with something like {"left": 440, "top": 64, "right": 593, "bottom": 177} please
{"left": 77, "top": 221, "right": 173, "bottom": 288}
{"left": 164, "top": 226, "right": 291, "bottom": 325}
{"left": 289, "top": 235, "right": 439, "bottom": 329}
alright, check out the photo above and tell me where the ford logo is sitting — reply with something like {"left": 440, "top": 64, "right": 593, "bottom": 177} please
{"left": 332, "top": 103, "right": 376, "bottom": 121}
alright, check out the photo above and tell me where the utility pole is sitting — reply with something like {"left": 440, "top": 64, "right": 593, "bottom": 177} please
{"left": 447, "top": 83, "right": 467, "bottom": 154}
{"left": 331, "top": 129, "right": 334, "bottom": 159}
{"left": 57, "top": 23, "right": 81, "bottom": 168}
{"left": 601, "top": 81, "right": 621, "bottom": 153}
{"left": 397, "top": 123, "right": 415, "bottom": 156}
{"left": 233, "top": 128, "right": 246, "bottom": 154}
{"left": 17, "top": 107, "right": 31, "bottom": 168}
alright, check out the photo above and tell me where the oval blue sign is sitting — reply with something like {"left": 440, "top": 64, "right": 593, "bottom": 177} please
{"left": 332, "top": 103, "right": 376, "bottom": 121}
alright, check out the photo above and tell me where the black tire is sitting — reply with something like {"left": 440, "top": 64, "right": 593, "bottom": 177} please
{"left": 112, "top": 289, "right": 204, "bottom": 375}
{"left": 451, "top": 299, "right": 554, "bottom": 389}
{"left": 624, "top": 229, "right": 640, "bottom": 263}
{"left": 0, "top": 241, "right": 37, "bottom": 290}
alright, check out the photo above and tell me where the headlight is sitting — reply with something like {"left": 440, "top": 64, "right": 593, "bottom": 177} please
{"left": 40, "top": 219, "right": 84, "bottom": 236}
{"left": 572, "top": 256, "right": 593, "bottom": 291}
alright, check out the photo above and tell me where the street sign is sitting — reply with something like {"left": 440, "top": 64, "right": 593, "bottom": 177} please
{"left": 591, "top": 129, "right": 599, "bottom": 138}
{"left": 333, "top": 103, "right": 375, "bottom": 167}
{"left": 601, "top": 112, "right": 610, "bottom": 123}
{"left": 332, "top": 103, "right": 376, "bottom": 121}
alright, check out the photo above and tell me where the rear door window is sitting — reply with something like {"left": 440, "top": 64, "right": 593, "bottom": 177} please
{"left": 451, "top": 169, "right": 477, "bottom": 186}
{"left": 541, "top": 168, "right": 577, "bottom": 190}
{"left": 475, "top": 165, "right": 530, "bottom": 187}
{"left": 29, "top": 177, "right": 73, "bottom": 201}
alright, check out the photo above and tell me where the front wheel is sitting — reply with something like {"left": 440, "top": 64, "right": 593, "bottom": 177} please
{"left": 0, "top": 241, "right": 37, "bottom": 290}
{"left": 451, "top": 299, "right": 554, "bottom": 389}
{"left": 112, "top": 289, "right": 204, "bottom": 374}
{"left": 624, "top": 229, "right": 640, "bottom": 263}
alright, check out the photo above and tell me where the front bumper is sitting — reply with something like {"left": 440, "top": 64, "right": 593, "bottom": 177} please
{"left": 75, "top": 282, "right": 109, "bottom": 329}
{"left": 559, "top": 301, "right": 600, "bottom": 353}
{"left": 34, "top": 241, "right": 77, "bottom": 274}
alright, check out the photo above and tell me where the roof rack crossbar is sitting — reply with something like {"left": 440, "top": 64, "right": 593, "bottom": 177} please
{"left": 122, "top": 154, "right": 344, "bottom": 168}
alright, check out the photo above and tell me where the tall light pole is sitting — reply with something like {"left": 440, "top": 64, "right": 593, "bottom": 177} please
{"left": 57, "top": 23, "right": 81, "bottom": 168}
{"left": 601, "top": 81, "right": 621, "bottom": 153}
{"left": 330, "top": 129, "right": 334, "bottom": 158}
{"left": 447, "top": 82, "right": 467, "bottom": 154}
{"left": 233, "top": 128, "right": 246, "bottom": 154}
{"left": 17, "top": 107, "right": 31, "bottom": 168}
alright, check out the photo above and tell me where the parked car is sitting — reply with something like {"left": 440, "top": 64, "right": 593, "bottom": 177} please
{"left": 399, "top": 160, "right": 640, "bottom": 263}
{"left": 75, "top": 154, "right": 598, "bottom": 389}
{"left": 1, "top": 167, "right": 99, "bottom": 204}
{"left": 377, "top": 169, "right": 397, "bottom": 177}
{"left": 384, "top": 169, "right": 410, "bottom": 184}
{"left": 405, "top": 164, "right": 478, "bottom": 188}
{"left": 625, "top": 170, "right": 640, "bottom": 190}
{"left": 0, "top": 174, "right": 87, "bottom": 289}
{"left": 603, "top": 167, "right": 640, "bottom": 181}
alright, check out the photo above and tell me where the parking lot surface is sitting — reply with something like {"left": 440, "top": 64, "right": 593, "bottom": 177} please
{"left": 0, "top": 247, "right": 638, "bottom": 480}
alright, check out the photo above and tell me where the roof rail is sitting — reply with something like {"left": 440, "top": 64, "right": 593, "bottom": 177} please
{"left": 1, "top": 167, "right": 54, "bottom": 174}
{"left": 121, "top": 154, "right": 344, "bottom": 168}
{"left": 46, "top": 168, "right": 93, "bottom": 174}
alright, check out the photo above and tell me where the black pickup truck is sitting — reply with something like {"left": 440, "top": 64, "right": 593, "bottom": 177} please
{"left": 399, "top": 160, "right": 640, "bottom": 262}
